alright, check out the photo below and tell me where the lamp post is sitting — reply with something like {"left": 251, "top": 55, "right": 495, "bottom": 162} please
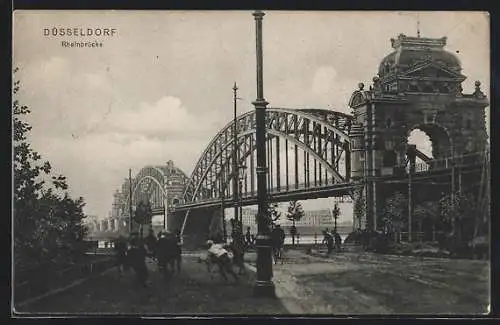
{"left": 128, "top": 168, "right": 133, "bottom": 234}
{"left": 220, "top": 174, "right": 227, "bottom": 242}
{"left": 233, "top": 82, "right": 240, "bottom": 237}
{"left": 238, "top": 165, "right": 247, "bottom": 229}
{"left": 163, "top": 205, "right": 167, "bottom": 230}
{"left": 332, "top": 203, "right": 340, "bottom": 233}
{"left": 252, "top": 10, "right": 276, "bottom": 298}
{"left": 407, "top": 144, "right": 416, "bottom": 242}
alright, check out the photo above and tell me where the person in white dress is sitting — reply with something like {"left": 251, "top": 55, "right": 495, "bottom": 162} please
{"left": 206, "top": 240, "right": 239, "bottom": 282}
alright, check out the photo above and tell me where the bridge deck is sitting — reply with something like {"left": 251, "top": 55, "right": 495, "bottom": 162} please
{"left": 173, "top": 156, "right": 486, "bottom": 212}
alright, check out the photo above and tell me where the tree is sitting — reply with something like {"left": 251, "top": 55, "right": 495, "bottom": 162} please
{"left": 353, "top": 189, "right": 365, "bottom": 230}
{"left": 14, "top": 70, "right": 88, "bottom": 281}
{"left": 286, "top": 201, "right": 304, "bottom": 245}
{"left": 383, "top": 192, "right": 407, "bottom": 242}
{"left": 414, "top": 201, "right": 440, "bottom": 242}
{"left": 439, "top": 191, "right": 479, "bottom": 245}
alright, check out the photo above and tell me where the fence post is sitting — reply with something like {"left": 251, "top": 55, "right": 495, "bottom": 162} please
{"left": 314, "top": 232, "right": 317, "bottom": 246}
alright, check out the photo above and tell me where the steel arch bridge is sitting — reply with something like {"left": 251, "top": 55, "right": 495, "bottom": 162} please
{"left": 173, "top": 107, "right": 358, "bottom": 232}
{"left": 123, "top": 164, "right": 190, "bottom": 220}
{"left": 120, "top": 107, "right": 487, "bottom": 238}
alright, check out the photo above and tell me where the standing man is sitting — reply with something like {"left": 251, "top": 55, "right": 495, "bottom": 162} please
{"left": 322, "top": 229, "right": 334, "bottom": 256}
{"left": 127, "top": 236, "right": 150, "bottom": 287}
{"left": 271, "top": 224, "right": 285, "bottom": 264}
{"left": 230, "top": 232, "right": 247, "bottom": 275}
{"left": 114, "top": 236, "right": 128, "bottom": 274}
{"left": 155, "top": 231, "right": 170, "bottom": 279}
{"left": 290, "top": 224, "right": 297, "bottom": 247}
{"left": 172, "top": 230, "right": 183, "bottom": 274}
{"left": 334, "top": 231, "right": 342, "bottom": 252}
{"left": 144, "top": 229, "right": 157, "bottom": 257}
{"left": 245, "top": 227, "right": 252, "bottom": 246}
{"left": 230, "top": 218, "right": 237, "bottom": 242}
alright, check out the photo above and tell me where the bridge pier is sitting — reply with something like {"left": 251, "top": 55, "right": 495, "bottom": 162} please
{"left": 172, "top": 207, "right": 223, "bottom": 249}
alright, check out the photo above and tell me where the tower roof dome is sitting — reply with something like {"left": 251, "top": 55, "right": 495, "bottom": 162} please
{"left": 378, "top": 34, "right": 462, "bottom": 79}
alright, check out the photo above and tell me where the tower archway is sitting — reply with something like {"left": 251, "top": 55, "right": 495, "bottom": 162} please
{"left": 406, "top": 122, "right": 453, "bottom": 164}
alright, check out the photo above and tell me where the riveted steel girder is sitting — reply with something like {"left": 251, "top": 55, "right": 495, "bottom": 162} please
{"left": 182, "top": 108, "right": 354, "bottom": 205}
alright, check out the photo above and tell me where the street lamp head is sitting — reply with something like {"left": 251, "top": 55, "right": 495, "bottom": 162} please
{"left": 253, "top": 10, "right": 265, "bottom": 19}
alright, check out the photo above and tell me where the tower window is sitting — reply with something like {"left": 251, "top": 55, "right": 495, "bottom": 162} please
{"left": 386, "top": 118, "right": 392, "bottom": 129}
{"left": 466, "top": 119, "right": 472, "bottom": 129}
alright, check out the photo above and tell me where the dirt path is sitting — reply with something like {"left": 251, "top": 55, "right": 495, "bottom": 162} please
{"left": 245, "top": 249, "right": 490, "bottom": 315}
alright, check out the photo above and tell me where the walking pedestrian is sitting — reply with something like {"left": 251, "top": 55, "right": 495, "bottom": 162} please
{"left": 230, "top": 233, "right": 246, "bottom": 275}
{"left": 114, "top": 236, "right": 128, "bottom": 274}
{"left": 206, "top": 240, "right": 239, "bottom": 282}
{"left": 334, "top": 231, "right": 342, "bottom": 252}
{"left": 322, "top": 229, "right": 334, "bottom": 256}
{"left": 271, "top": 224, "right": 285, "bottom": 264}
{"left": 144, "top": 229, "right": 158, "bottom": 257}
{"left": 174, "top": 229, "right": 182, "bottom": 273}
{"left": 245, "top": 227, "right": 252, "bottom": 246}
{"left": 128, "top": 237, "right": 150, "bottom": 287}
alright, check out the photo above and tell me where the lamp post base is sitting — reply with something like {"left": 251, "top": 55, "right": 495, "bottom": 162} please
{"left": 253, "top": 233, "right": 276, "bottom": 298}
{"left": 253, "top": 280, "right": 276, "bottom": 298}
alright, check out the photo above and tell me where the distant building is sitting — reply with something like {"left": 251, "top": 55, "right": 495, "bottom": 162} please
{"left": 278, "top": 208, "right": 353, "bottom": 235}
{"left": 241, "top": 208, "right": 257, "bottom": 225}
{"left": 233, "top": 207, "right": 352, "bottom": 236}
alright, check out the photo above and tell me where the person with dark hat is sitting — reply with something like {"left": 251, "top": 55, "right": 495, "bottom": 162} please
{"left": 127, "top": 236, "right": 150, "bottom": 287}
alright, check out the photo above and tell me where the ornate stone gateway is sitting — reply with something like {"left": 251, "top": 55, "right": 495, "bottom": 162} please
{"left": 348, "top": 33, "right": 489, "bottom": 230}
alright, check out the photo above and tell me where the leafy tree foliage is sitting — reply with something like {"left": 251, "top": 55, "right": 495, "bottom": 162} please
{"left": 382, "top": 192, "right": 407, "bottom": 241}
{"left": 353, "top": 189, "right": 365, "bottom": 230}
{"left": 439, "top": 192, "right": 479, "bottom": 244}
{"left": 286, "top": 201, "right": 305, "bottom": 225}
{"left": 286, "top": 201, "right": 305, "bottom": 245}
{"left": 13, "top": 71, "right": 88, "bottom": 280}
{"left": 414, "top": 200, "right": 441, "bottom": 241}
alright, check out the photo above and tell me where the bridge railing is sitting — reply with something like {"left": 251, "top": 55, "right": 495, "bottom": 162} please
{"left": 413, "top": 151, "right": 488, "bottom": 173}
{"left": 177, "top": 182, "right": 355, "bottom": 208}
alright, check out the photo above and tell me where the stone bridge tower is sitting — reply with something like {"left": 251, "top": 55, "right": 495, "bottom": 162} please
{"left": 348, "top": 33, "right": 489, "bottom": 231}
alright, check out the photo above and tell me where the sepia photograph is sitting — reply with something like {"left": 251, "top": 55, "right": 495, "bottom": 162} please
{"left": 12, "top": 10, "right": 490, "bottom": 316}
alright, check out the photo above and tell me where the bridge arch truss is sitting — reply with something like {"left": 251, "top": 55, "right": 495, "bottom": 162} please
{"left": 182, "top": 108, "right": 355, "bottom": 207}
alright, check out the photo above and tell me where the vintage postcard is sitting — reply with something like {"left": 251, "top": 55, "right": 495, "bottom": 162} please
{"left": 12, "top": 10, "right": 490, "bottom": 316}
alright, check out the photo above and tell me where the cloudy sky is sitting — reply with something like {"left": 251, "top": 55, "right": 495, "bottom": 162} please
{"left": 13, "top": 11, "right": 490, "bottom": 221}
